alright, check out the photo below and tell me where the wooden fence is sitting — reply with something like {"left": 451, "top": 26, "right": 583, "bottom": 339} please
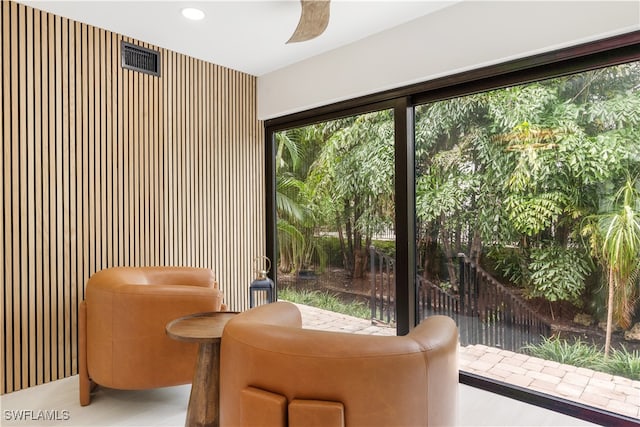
{"left": 369, "top": 246, "right": 396, "bottom": 324}
{"left": 369, "top": 247, "right": 551, "bottom": 351}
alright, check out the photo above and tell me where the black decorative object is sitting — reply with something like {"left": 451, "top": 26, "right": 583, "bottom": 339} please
{"left": 249, "top": 256, "right": 274, "bottom": 308}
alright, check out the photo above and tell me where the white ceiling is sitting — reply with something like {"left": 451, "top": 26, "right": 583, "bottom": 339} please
{"left": 21, "top": 0, "right": 460, "bottom": 76}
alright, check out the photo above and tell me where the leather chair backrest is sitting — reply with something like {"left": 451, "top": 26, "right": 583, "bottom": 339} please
{"left": 84, "top": 266, "right": 223, "bottom": 390}
{"left": 220, "top": 301, "right": 459, "bottom": 427}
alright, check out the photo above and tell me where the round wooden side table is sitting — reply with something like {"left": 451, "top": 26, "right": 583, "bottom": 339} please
{"left": 166, "top": 311, "right": 238, "bottom": 427}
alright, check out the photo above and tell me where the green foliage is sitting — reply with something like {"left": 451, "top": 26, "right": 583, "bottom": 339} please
{"left": 505, "top": 192, "right": 567, "bottom": 236}
{"left": 605, "top": 346, "right": 640, "bottom": 380}
{"left": 371, "top": 240, "right": 395, "bottom": 257}
{"left": 486, "top": 85, "right": 557, "bottom": 130}
{"left": 307, "top": 235, "right": 395, "bottom": 270}
{"left": 525, "top": 336, "right": 640, "bottom": 381}
{"left": 309, "top": 111, "right": 395, "bottom": 237}
{"left": 315, "top": 236, "right": 343, "bottom": 267}
{"left": 276, "top": 128, "right": 325, "bottom": 274}
{"left": 486, "top": 246, "right": 530, "bottom": 287}
{"left": 277, "top": 287, "right": 370, "bottom": 319}
{"left": 416, "top": 169, "right": 476, "bottom": 224}
{"left": 488, "top": 244, "right": 591, "bottom": 304}
{"left": 528, "top": 245, "right": 591, "bottom": 303}
{"left": 415, "top": 61, "right": 640, "bottom": 313}
{"left": 276, "top": 60, "right": 640, "bottom": 317}
{"left": 524, "top": 336, "right": 602, "bottom": 368}
{"left": 588, "top": 176, "right": 640, "bottom": 355}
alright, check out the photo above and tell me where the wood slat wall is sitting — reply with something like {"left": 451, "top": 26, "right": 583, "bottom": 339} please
{"left": 1, "top": 1, "right": 265, "bottom": 394}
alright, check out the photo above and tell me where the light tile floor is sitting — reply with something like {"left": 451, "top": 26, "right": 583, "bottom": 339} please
{"left": 296, "top": 303, "right": 640, "bottom": 421}
{"left": 0, "top": 303, "right": 634, "bottom": 426}
{"left": 0, "top": 375, "right": 597, "bottom": 427}
{"left": 0, "top": 302, "right": 599, "bottom": 427}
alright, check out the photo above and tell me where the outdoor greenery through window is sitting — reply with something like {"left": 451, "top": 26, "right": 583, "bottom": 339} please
{"left": 415, "top": 61, "right": 640, "bottom": 416}
{"left": 271, "top": 58, "right": 639, "bottom": 420}
{"left": 275, "top": 110, "right": 396, "bottom": 321}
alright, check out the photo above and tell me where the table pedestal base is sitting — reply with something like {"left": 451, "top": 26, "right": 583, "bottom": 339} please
{"left": 186, "top": 341, "right": 220, "bottom": 427}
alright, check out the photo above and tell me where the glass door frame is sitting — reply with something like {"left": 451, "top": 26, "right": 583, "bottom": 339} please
{"left": 264, "top": 99, "right": 416, "bottom": 334}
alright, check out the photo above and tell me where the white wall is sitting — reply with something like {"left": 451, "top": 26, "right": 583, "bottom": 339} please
{"left": 257, "top": 1, "right": 640, "bottom": 120}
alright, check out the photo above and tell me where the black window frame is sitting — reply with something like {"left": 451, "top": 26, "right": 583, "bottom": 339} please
{"left": 264, "top": 30, "right": 640, "bottom": 426}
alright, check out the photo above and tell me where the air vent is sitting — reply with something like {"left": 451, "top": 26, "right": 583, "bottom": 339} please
{"left": 121, "top": 41, "right": 160, "bottom": 77}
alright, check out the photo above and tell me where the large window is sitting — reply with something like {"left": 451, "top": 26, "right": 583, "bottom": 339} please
{"left": 273, "top": 110, "right": 397, "bottom": 325}
{"left": 415, "top": 61, "right": 640, "bottom": 420}
{"left": 265, "top": 33, "right": 640, "bottom": 424}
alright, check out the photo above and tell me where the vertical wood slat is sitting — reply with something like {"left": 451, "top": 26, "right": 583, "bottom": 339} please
{"left": 54, "top": 13, "right": 63, "bottom": 380}
{"left": 42, "top": 9, "right": 52, "bottom": 385}
{"left": 60, "top": 12, "right": 70, "bottom": 380}
{"left": 69, "top": 19, "right": 78, "bottom": 376}
{"left": 18, "top": 1, "right": 28, "bottom": 389}
{"left": 2, "top": 0, "right": 10, "bottom": 394}
{"left": 0, "top": 0, "right": 4, "bottom": 395}
{"left": 1, "top": 1, "right": 264, "bottom": 394}
{"left": 10, "top": 0, "right": 19, "bottom": 391}
{"left": 25, "top": 5, "right": 36, "bottom": 387}
{"left": 33, "top": 8, "right": 44, "bottom": 387}
{"left": 115, "top": 32, "right": 123, "bottom": 267}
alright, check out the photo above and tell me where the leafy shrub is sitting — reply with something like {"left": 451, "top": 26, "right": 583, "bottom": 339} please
{"left": 487, "top": 243, "right": 592, "bottom": 306}
{"left": 486, "top": 245, "right": 530, "bottom": 287}
{"left": 278, "top": 287, "right": 370, "bottom": 319}
{"left": 315, "top": 236, "right": 396, "bottom": 267}
{"left": 604, "top": 346, "right": 640, "bottom": 380}
{"left": 316, "top": 236, "right": 344, "bottom": 267}
{"left": 372, "top": 239, "right": 395, "bottom": 257}
{"left": 524, "top": 336, "right": 640, "bottom": 380}
{"left": 524, "top": 336, "right": 602, "bottom": 368}
{"left": 528, "top": 245, "right": 591, "bottom": 304}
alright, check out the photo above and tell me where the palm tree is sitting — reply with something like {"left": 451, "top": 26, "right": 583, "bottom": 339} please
{"left": 275, "top": 130, "right": 310, "bottom": 273}
{"left": 598, "top": 176, "right": 640, "bottom": 357}
{"left": 275, "top": 128, "right": 328, "bottom": 274}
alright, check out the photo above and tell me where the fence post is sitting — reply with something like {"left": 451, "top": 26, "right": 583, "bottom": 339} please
{"left": 458, "top": 253, "right": 466, "bottom": 315}
{"left": 369, "top": 245, "right": 376, "bottom": 322}
{"left": 386, "top": 259, "right": 392, "bottom": 324}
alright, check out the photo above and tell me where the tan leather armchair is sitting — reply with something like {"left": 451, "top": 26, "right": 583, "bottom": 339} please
{"left": 220, "top": 301, "right": 459, "bottom": 427}
{"left": 79, "top": 266, "right": 225, "bottom": 406}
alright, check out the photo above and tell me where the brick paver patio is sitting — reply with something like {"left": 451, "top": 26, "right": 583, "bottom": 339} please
{"left": 294, "top": 302, "right": 640, "bottom": 421}
{"left": 460, "top": 344, "right": 640, "bottom": 419}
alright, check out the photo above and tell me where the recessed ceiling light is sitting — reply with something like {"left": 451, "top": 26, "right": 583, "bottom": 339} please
{"left": 182, "top": 7, "right": 205, "bottom": 21}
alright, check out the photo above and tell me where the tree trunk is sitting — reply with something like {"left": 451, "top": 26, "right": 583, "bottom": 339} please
{"left": 344, "top": 208, "right": 354, "bottom": 273}
{"left": 336, "top": 215, "right": 350, "bottom": 272}
{"left": 440, "top": 213, "right": 457, "bottom": 287}
{"left": 604, "top": 267, "right": 615, "bottom": 359}
{"left": 278, "top": 242, "right": 292, "bottom": 273}
{"left": 422, "top": 227, "right": 440, "bottom": 281}
{"left": 353, "top": 247, "right": 366, "bottom": 279}
{"left": 362, "top": 235, "right": 372, "bottom": 279}
{"left": 470, "top": 229, "right": 483, "bottom": 265}
{"left": 455, "top": 224, "right": 462, "bottom": 254}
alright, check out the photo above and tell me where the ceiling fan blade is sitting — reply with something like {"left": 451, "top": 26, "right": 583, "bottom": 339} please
{"left": 286, "top": 0, "right": 331, "bottom": 44}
